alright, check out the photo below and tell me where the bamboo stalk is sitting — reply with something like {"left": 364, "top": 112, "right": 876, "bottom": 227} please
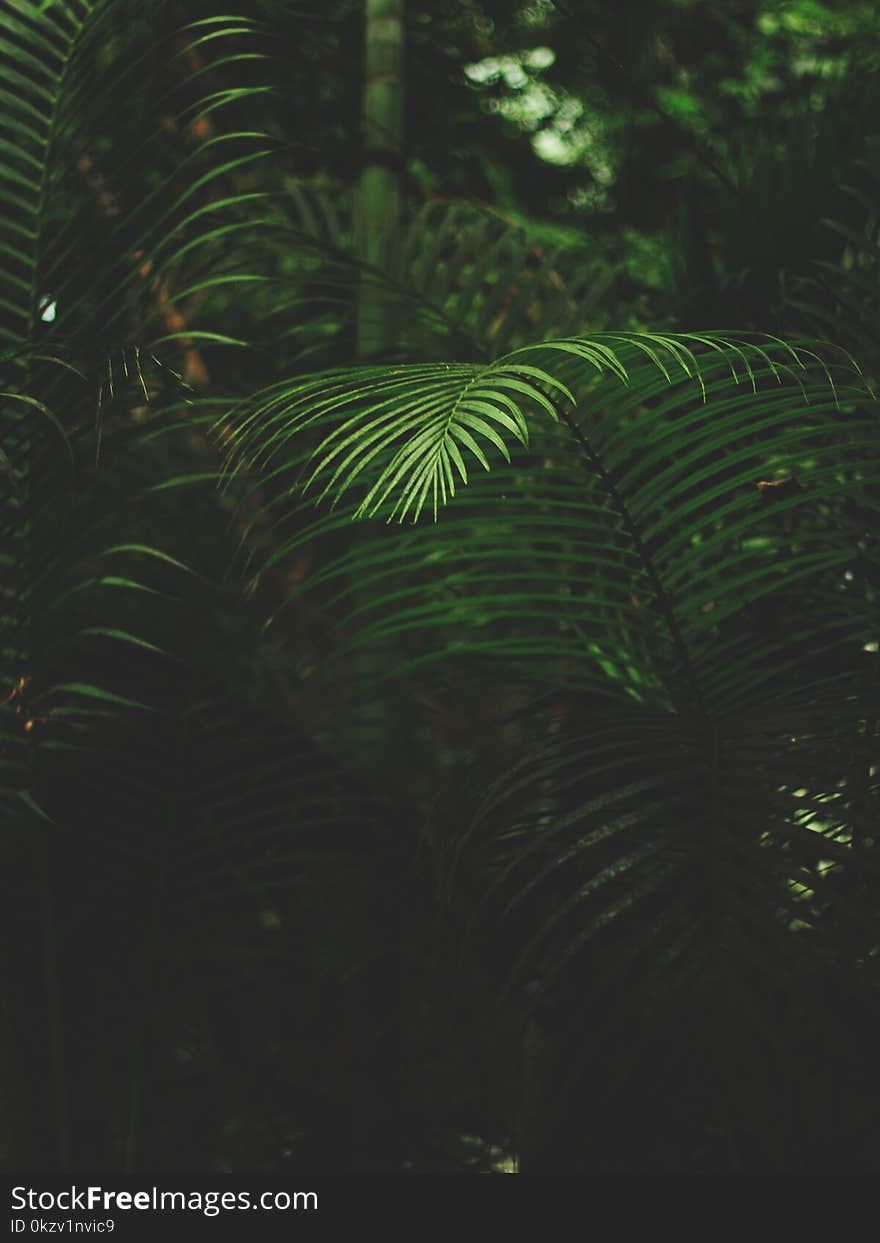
{"left": 349, "top": 0, "right": 407, "bottom": 763}
{"left": 356, "top": 0, "right": 405, "bottom": 360}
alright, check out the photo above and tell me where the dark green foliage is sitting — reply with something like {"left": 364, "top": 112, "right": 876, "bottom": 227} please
{"left": 1, "top": 0, "right": 879, "bottom": 1175}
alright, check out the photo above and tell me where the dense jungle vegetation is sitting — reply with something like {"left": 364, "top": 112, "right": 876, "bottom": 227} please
{"left": 1, "top": 0, "right": 879, "bottom": 1174}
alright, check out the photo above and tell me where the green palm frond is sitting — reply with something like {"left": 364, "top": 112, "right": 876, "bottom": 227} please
{"left": 789, "top": 158, "right": 880, "bottom": 377}
{"left": 216, "top": 326, "right": 880, "bottom": 1165}
{"left": 259, "top": 190, "right": 621, "bottom": 365}
{"left": 0, "top": 373, "right": 196, "bottom": 818}
{"left": 0, "top": 2, "right": 278, "bottom": 811}
{"left": 220, "top": 355, "right": 566, "bottom": 523}
{"left": 462, "top": 683, "right": 880, "bottom": 985}
{"left": 382, "top": 200, "right": 620, "bottom": 356}
{"left": 0, "top": 2, "right": 275, "bottom": 365}
{"left": 0, "top": 0, "right": 96, "bottom": 351}
{"left": 456, "top": 672, "right": 880, "bottom": 1167}
{"left": 1, "top": 0, "right": 878, "bottom": 1174}
{"left": 219, "top": 332, "right": 876, "bottom": 707}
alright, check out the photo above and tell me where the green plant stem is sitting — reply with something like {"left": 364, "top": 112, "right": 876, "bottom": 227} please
{"left": 352, "top": 0, "right": 407, "bottom": 763}
{"left": 357, "top": 0, "right": 405, "bottom": 359}
{"left": 555, "top": 401, "right": 705, "bottom": 716}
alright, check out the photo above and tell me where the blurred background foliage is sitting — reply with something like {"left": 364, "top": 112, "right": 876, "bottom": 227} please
{"left": 1, "top": 0, "right": 879, "bottom": 1174}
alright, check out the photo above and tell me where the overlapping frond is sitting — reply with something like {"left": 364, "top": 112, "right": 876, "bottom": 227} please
{"left": 0, "top": 0, "right": 877, "bottom": 1173}
{"left": 0, "top": 366, "right": 204, "bottom": 822}
{"left": 220, "top": 332, "right": 876, "bottom": 710}
{"left": 217, "top": 327, "right": 880, "bottom": 1164}
{"left": 0, "top": 1, "right": 277, "bottom": 371}
{"left": 257, "top": 189, "right": 621, "bottom": 365}
{"left": 790, "top": 155, "right": 880, "bottom": 377}
{"left": 0, "top": 3, "right": 279, "bottom": 815}
{"left": 453, "top": 671, "right": 880, "bottom": 1166}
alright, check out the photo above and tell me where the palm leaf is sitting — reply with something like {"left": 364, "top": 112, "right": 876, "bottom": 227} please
{"left": 219, "top": 332, "right": 874, "bottom": 703}
{"left": 218, "top": 328, "right": 879, "bottom": 1164}
{"left": 254, "top": 189, "right": 623, "bottom": 365}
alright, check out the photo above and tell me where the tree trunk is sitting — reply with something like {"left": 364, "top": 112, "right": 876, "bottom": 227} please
{"left": 344, "top": 1, "right": 407, "bottom": 1171}
{"left": 356, "top": 0, "right": 405, "bottom": 360}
